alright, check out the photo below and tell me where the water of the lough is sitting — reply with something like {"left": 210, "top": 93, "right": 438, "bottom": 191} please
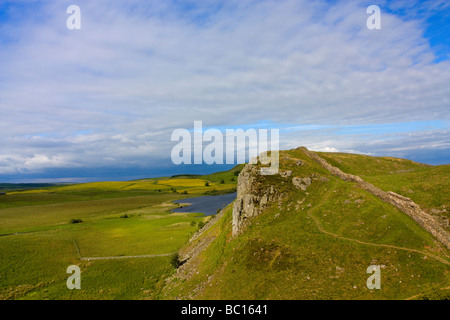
{"left": 172, "top": 192, "right": 237, "bottom": 216}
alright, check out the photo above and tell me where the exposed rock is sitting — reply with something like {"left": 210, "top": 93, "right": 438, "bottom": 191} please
{"left": 292, "top": 177, "right": 302, "bottom": 188}
{"left": 433, "top": 215, "right": 449, "bottom": 228}
{"left": 296, "top": 160, "right": 303, "bottom": 166}
{"left": 232, "top": 164, "right": 281, "bottom": 237}
{"left": 336, "top": 266, "right": 345, "bottom": 273}
{"left": 292, "top": 176, "right": 312, "bottom": 191}
{"left": 431, "top": 208, "right": 447, "bottom": 214}
{"left": 303, "top": 177, "right": 312, "bottom": 186}
{"left": 280, "top": 170, "right": 293, "bottom": 178}
{"left": 260, "top": 195, "right": 268, "bottom": 206}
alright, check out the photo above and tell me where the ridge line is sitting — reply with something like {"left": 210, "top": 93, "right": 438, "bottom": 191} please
{"left": 300, "top": 147, "right": 450, "bottom": 250}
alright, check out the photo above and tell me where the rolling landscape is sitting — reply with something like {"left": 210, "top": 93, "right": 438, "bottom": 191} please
{"left": 1, "top": 148, "right": 449, "bottom": 300}
{"left": 1, "top": 0, "right": 450, "bottom": 307}
{"left": 0, "top": 166, "right": 242, "bottom": 299}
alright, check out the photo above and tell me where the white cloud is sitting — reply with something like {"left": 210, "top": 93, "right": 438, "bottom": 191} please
{"left": 0, "top": 0, "right": 449, "bottom": 177}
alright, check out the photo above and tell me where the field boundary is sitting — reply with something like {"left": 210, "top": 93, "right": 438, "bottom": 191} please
{"left": 72, "top": 239, "right": 175, "bottom": 261}
{"left": 306, "top": 186, "right": 450, "bottom": 267}
{"left": 72, "top": 239, "right": 82, "bottom": 259}
{"left": 308, "top": 211, "right": 450, "bottom": 266}
{"left": 301, "top": 147, "right": 450, "bottom": 250}
{"left": 405, "top": 286, "right": 450, "bottom": 300}
{"left": 80, "top": 253, "right": 176, "bottom": 261}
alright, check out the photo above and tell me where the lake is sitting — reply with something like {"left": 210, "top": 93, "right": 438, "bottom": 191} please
{"left": 172, "top": 192, "right": 237, "bottom": 216}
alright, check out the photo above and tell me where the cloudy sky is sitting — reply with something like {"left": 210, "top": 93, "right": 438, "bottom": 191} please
{"left": 0, "top": 0, "right": 449, "bottom": 182}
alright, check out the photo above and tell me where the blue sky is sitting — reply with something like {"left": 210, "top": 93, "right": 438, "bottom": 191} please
{"left": 0, "top": 0, "right": 449, "bottom": 182}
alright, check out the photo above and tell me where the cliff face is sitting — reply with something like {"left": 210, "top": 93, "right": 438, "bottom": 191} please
{"left": 165, "top": 147, "right": 450, "bottom": 300}
{"left": 232, "top": 164, "right": 281, "bottom": 237}
{"left": 232, "top": 160, "right": 315, "bottom": 237}
{"left": 232, "top": 147, "right": 450, "bottom": 250}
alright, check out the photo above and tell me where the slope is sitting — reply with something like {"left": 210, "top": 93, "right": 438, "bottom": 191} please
{"left": 162, "top": 147, "right": 450, "bottom": 300}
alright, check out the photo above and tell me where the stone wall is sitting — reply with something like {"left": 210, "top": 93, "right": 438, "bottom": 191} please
{"left": 301, "top": 147, "right": 450, "bottom": 250}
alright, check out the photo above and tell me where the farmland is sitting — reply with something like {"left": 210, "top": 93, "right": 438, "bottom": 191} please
{"left": 0, "top": 166, "right": 242, "bottom": 299}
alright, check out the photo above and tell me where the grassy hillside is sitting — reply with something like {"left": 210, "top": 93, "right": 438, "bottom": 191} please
{"left": 2, "top": 151, "right": 449, "bottom": 300}
{"left": 0, "top": 166, "right": 242, "bottom": 299}
{"left": 0, "top": 183, "right": 65, "bottom": 193}
{"left": 163, "top": 148, "right": 450, "bottom": 300}
{"left": 317, "top": 152, "right": 450, "bottom": 220}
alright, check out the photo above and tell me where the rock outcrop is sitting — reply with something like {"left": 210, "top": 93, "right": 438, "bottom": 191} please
{"left": 292, "top": 176, "right": 312, "bottom": 191}
{"left": 232, "top": 147, "right": 450, "bottom": 250}
{"left": 232, "top": 164, "right": 281, "bottom": 237}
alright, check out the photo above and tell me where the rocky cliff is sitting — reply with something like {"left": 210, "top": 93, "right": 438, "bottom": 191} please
{"left": 232, "top": 156, "right": 318, "bottom": 237}
{"left": 164, "top": 147, "right": 450, "bottom": 300}
{"left": 232, "top": 147, "right": 450, "bottom": 250}
{"left": 232, "top": 164, "right": 281, "bottom": 236}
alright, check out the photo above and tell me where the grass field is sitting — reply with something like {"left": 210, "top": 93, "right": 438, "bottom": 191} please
{"left": 0, "top": 166, "right": 242, "bottom": 299}
{"left": 2, "top": 151, "right": 449, "bottom": 300}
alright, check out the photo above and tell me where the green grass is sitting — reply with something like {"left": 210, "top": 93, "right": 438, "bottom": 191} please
{"left": 0, "top": 166, "right": 240, "bottom": 300}
{"left": 0, "top": 199, "right": 202, "bottom": 299}
{"left": 0, "top": 230, "right": 174, "bottom": 299}
{"left": 0, "top": 194, "right": 182, "bottom": 234}
{"left": 0, "top": 165, "right": 244, "bottom": 211}
{"left": 2, "top": 151, "right": 449, "bottom": 300}
{"left": 317, "top": 152, "right": 450, "bottom": 218}
{"left": 163, "top": 148, "right": 450, "bottom": 300}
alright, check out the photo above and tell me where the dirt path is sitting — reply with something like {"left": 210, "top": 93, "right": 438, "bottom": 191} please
{"left": 405, "top": 286, "right": 450, "bottom": 300}
{"left": 307, "top": 184, "right": 450, "bottom": 267}
{"left": 308, "top": 211, "right": 450, "bottom": 266}
{"left": 306, "top": 185, "right": 450, "bottom": 299}
{"left": 0, "top": 231, "right": 35, "bottom": 237}
{"left": 80, "top": 252, "right": 176, "bottom": 261}
{"left": 299, "top": 148, "right": 450, "bottom": 249}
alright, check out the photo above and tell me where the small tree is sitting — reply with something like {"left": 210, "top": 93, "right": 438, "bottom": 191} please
{"left": 205, "top": 181, "right": 210, "bottom": 186}
{"left": 170, "top": 252, "right": 181, "bottom": 268}
{"left": 219, "top": 179, "right": 225, "bottom": 184}
{"left": 198, "top": 221, "right": 206, "bottom": 230}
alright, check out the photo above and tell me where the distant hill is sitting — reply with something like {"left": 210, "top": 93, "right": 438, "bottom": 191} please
{"left": 162, "top": 147, "right": 450, "bottom": 300}
{"left": 0, "top": 183, "right": 67, "bottom": 193}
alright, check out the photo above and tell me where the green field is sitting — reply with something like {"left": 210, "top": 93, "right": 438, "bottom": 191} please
{"left": 0, "top": 166, "right": 242, "bottom": 300}
{"left": 2, "top": 150, "right": 449, "bottom": 300}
